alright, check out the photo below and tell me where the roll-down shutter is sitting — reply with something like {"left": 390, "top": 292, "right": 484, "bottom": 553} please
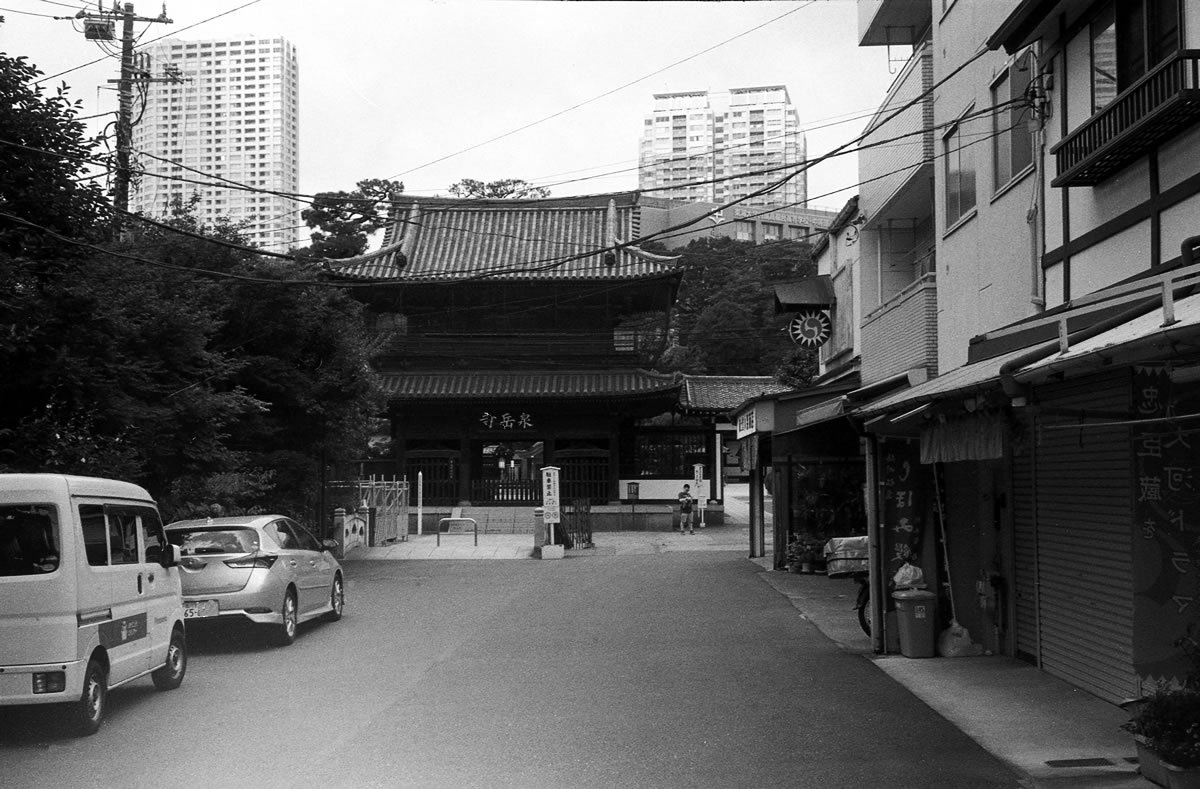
{"left": 1032, "top": 372, "right": 1135, "bottom": 703}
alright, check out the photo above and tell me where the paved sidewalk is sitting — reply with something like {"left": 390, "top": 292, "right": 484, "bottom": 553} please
{"left": 758, "top": 568, "right": 1147, "bottom": 789}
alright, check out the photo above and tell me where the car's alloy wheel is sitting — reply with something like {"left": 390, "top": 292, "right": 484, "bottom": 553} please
{"left": 275, "top": 590, "right": 298, "bottom": 646}
{"left": 152, "top": 627, "right": 187, "bottom": 690}
{"left": 76, "top": 659, "right": 107, "bottom": 736}
{"left": 327, "top": 575, "right": 344, "bottom": 622}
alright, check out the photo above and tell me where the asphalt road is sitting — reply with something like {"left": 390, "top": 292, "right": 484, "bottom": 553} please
{"left": 1, "top": 552, "right": 1024, "bottom": 788}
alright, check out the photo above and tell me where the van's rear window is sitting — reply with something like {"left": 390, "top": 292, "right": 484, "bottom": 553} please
{"left": 1, "top": 505, "right": 60, "bottom": 576}
{"left": 167, "top": 528, "right": 259, "bottom": 556}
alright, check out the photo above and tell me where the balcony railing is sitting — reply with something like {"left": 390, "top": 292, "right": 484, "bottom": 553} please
{"left": 1052, "top": 51, "right": 1200, "bottom": 187}
{"left": 860, "top": 273, "right": 937, "bottom": 385}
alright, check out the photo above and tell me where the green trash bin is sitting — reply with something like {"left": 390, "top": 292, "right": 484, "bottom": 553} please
{"left": 892, "top": 589, "right": 937, "bottom": 657}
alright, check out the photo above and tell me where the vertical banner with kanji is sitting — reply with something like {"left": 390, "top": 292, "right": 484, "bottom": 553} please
{"left": 880, "top": 439, "right": 926, "bottom": 580}
{"left": 1132, "top": 366, "right": 1200, "bottom": 685}
{"left": 541, "top": 466, "right": 561, "bottom": 525}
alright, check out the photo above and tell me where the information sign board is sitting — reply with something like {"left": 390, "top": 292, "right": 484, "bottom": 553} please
{"left": 541, "top": 466, "right": 561, "bottom": 524}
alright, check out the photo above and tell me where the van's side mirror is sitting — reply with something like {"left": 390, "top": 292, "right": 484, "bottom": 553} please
{"left": 160, "top": 543, "right": 180, "bottom": 568}
{"left": 321, "top": 538, "right": 339, "bottom": 554}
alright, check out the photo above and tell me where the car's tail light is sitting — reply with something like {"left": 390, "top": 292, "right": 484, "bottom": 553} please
{"left": 223, "top": 554, "right": 277, "bottom": 570}
{"left": 33, "top": 672, "right": 66, "bottom": 694}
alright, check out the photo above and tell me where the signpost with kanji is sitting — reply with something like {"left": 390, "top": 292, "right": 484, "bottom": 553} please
{"left": 541, "top": 466, "right": 561, "bottom": 543}
{"left": 693, "top": 463, "right": 706, "bottom": 528}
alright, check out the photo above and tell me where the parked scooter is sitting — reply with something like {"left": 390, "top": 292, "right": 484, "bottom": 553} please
{"left": 824, "top": 536, "right": 871, "bottom": 636}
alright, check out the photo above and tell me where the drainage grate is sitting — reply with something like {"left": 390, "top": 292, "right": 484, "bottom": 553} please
{"left": 1045, "top": 758, "right": 1117, "bottom": 768}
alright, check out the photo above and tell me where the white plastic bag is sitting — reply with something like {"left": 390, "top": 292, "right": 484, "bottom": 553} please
{"left": 892, "top": 562, "right": 925, "bottom": 588}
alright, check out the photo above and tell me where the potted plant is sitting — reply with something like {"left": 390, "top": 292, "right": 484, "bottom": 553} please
{"left": 1123, "top": 625, "right": 1200, "bottom": 788}
{"left": 786, "top": 533, "right": 821, "bottom": 574}
{"left": 1123, "top": 689, "right": 1200, "bottom": 787}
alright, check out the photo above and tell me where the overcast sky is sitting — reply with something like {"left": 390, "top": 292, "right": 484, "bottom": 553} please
{"left": 3, "top": 0, "right": 900, "bottom": 212}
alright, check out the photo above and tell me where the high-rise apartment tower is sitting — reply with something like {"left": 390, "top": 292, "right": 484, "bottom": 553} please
{"left": 130, "top": 36, "right": 300, "bottom": 250}
{"left": 638, "top": 86, "right": 806, "bottom": 209}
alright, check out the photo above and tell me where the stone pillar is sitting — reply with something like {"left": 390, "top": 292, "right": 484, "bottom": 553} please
{"left": 332, "top": 508, "right": 346, "bottom": 559}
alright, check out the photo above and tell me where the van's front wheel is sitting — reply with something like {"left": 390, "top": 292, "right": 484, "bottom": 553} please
{"left": 152, "top": 626, "right": 187, "bottom": 690}
{"left": 75, "top": 658, "right": 107, "bottom": 736}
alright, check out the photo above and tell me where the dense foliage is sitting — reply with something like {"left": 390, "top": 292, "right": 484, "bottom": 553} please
{"left": 447, "top": 178, "right": 550, "bottom": 199}
{"left": 0, "top": 55, "right": 382, "bottom": 524}
{"left": 664, "top": 237, "right": 819, "bottom": 385}
{"left": 0, "top": 55, "right": 108, "bottom": 258}
{"left": 299, "top": 178, "right": 405, "bottom": 260}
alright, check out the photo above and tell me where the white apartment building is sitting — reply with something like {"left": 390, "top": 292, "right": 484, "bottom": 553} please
{"left": 638, "top": 86, "right": 807, "bottom": 210}
{"left": 129, "top": 36, "right": 301, "bottom": 250}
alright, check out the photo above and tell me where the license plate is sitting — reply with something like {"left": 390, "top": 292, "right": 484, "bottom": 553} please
{"left": 183, "top": 600, "right": 218, "bottom": 619}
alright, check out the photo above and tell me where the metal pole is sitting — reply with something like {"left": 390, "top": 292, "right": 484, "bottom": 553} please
{"left": 865, "top": 435, "right": 886, "bottom": 654}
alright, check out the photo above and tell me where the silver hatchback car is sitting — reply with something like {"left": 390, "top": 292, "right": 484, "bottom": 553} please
{"left": 165, "top": 516, "right": 344, "bottom": 646}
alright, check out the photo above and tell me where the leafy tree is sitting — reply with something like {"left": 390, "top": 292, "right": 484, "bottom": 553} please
{"left": 299, "top": 178, "right": 404, "bottom": 259}
{"left": 0, "top": 54, "right": 108, "bottom": 256}
{"left": 0, "top": 56, "right": 384, "bottom": 522}
{"left": 667, "top": 237, "right": 817, "bottom": 380}
{"left": 775, "top": 347, "right": 819, "bottom": 388}
{"left": 447, "top": 178, "right": 550, "bottom": 199}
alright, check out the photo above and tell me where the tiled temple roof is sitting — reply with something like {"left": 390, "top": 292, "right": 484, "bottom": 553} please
{"left": 377, "top": 369, "right": 681, "bottom": 400}
{"left": 679, "top": 375, "right": 792, "bottom": 413}
{"left": 324, "top": 192, "right": 679, "bottom": 283}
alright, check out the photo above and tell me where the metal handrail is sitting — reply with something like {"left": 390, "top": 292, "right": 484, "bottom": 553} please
{"left": 436, "top": 517, "right": 478, "bottom": 547}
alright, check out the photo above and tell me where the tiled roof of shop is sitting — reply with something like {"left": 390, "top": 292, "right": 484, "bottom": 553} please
{"left": 679, "top": 376, "right": 792, "bottom": 412}
{"left": 323, "top": 193, "right": 680, "bottom": 283}
{"left": 377, "top": 370, "right": 681, "bottom": 400}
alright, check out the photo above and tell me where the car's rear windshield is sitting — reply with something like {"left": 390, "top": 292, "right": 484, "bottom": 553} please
{"left": 1, "top": 505, "right": 60, "bottom": 576}
{"left": 168, "top": 528, "right": 259, "bottom": 556}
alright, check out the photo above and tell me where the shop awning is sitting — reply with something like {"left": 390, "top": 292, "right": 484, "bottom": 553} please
{"left": 1013, "top": 292, "right": 1200, "bottom": 384}
{"left": 855, "top": 345, "right": 1038, "bottom": 420}
{"left": 774, "top": 276, "right": 835, "bottom": 310}
{"left": 776, "top": 396, "right": 848, "bottom": 435}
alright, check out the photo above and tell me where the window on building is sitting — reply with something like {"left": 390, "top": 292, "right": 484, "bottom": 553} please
{"left": 1090, "top": 0, "right": 1180, "bottom": 111}
{"left": 762, "top": 223, "right": 782, "bottom": 241}
{"left": 943, "top": 115, "right": 976, "bottom": 226}
{"left": 992, "top": 50, "right": 1035, "bottom": 188}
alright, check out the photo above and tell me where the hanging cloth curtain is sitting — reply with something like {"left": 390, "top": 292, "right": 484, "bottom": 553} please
{"left": 920, "top": 412, "right": 1005, "bottom": 464}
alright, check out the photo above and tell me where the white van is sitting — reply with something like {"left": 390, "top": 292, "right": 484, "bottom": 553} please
{"left": 0, "top": 474, "right": 187, "bottom": 734}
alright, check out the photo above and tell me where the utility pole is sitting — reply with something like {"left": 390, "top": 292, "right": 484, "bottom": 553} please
{"left": 75, "top": 3, "right": 174, "bottom": 232}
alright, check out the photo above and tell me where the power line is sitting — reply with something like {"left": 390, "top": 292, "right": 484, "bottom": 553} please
{"left": 383, "top": 2, "right": 814, "bottom": 181}
{"left": 32, "top": 0, "right": 265, "bottom": 85}
{"left": 0, "top": 4, "right": 61, "bottom": 18}
{"left": 7, "top": 40, "right": 1023, "bottom": 279}
{"left": 602, "top": 45, "right": 996, "bottom": 258}
{"left": 1, "top": 91, "right": 1026, "bottom": 277}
